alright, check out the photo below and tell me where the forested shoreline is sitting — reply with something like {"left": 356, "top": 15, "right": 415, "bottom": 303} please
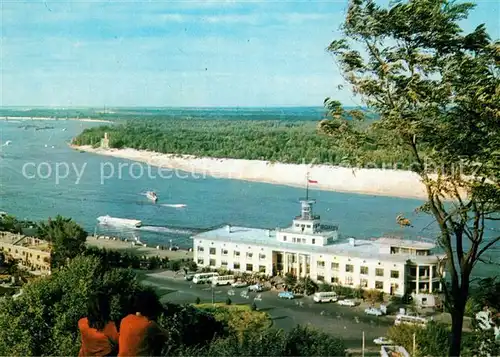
{"left": 73, "top": 118, "right": 413, "bottom": 167}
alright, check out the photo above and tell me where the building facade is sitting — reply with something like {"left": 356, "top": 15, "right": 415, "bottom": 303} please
{"left": 193, "top": 199, "right": 445, "bottom": 296}
{"left": 0, "top": 232, "right": 51, "bottom": 275}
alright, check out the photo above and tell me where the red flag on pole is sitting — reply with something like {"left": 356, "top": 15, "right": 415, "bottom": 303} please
{"left": 308, "top": 179, "right": 318, "bottom": 184}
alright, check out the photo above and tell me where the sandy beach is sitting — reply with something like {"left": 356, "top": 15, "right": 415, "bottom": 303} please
{"left": 74, "top": 145, "right": 431, "bottom": 199}
{"left": 0, "top": 116, "right": 112, "bottom": 123}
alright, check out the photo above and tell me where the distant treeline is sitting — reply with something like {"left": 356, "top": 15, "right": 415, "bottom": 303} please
{"left": 73, "top": 118, "right": 413, "bottom": 166}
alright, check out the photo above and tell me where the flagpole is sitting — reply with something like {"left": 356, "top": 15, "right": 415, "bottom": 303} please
{"left": 306, "top": 172, "right": 309, "bottom": 201}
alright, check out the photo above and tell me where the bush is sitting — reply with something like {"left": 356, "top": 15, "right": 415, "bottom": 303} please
{"left": 251, "top": 302, "right": 257, "bottom": 311}
{"left": 318, "top": 283, "right": 332, "bottom": 292}
{"left": 0, "top": 256, "right": 144, "bottom": 356}
{"left": 189, "top": 325, "right": 346, "bottom": 357}
{"left": 225, "top": 298, "right": 232, "bottom": 305}
{"left": 195, "top": 297, "right": 201, "bottom": 305}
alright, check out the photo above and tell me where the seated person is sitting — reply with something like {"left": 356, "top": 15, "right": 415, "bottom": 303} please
{"left": 78, "top": 292, "right": 119, "bottom": 357}
{"left": 118, "top": 290, "right": 166, "bottom": 357}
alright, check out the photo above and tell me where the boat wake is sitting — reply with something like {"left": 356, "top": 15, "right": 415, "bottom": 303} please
{"left": 139, "top": 225, "right": 193, "bottom": 235}
{"left": 160, "top": 204, "right": 187, "bottom": 208}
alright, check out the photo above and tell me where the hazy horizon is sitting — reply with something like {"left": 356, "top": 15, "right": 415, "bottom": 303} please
{"left": 2, "top": 1, "right": 498, "bottom": 107}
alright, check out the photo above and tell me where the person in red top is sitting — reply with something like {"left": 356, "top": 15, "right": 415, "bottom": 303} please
{"left": 118, "top": 290, "right": 166, "bottom": 357}
{"left": 78, "top": 292, "right": 119, "bottom": 357}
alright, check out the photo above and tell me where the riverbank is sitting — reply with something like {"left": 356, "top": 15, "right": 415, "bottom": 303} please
{"left": 0, "top": 116, "right": 112, "bottom": 123}
{"left": 74, "top": 145, "right": 429, "bottom": 199}
{"left": 86, "top": 235, "right": 193, "bottom": 260}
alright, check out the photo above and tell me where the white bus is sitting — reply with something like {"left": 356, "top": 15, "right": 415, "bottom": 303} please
{"left": 192, "top": 272, "right": 219, "bottom": 284}
{"left": 394, "top": 314, "right": 428, "bottom": 327}
{"left": 313, "top": 291, "right": 338, "bottom": 303}
{"left": 211, "top": 275, "right": 236, "bottom": 286}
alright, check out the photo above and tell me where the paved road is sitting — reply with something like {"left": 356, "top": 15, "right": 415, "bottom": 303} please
{"left": 141, "top": 274, "right": 393, "bottom": 350}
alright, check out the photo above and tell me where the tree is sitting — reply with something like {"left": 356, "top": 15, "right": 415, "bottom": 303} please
{"left": 0, "top": 256, "right": 143, "bottom": 355}
{"left": 323, "top": 1, "right": 499, "bottom": 354}
{"left": 293, "top": 277, "right": 318, "bottom": 296}
{"left": 37, "top": 216, "right": 88, "bottom": 269}
{"left": 387, "top": 322, "right": 450, "bottom": 357}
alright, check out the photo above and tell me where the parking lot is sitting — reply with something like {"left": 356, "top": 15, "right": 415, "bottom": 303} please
{"left": 141, "top": 272, "right": 395, "bottom": 350}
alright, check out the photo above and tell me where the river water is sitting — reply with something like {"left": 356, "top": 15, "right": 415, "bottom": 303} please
{"left": 0, "top": 117, "right": 497, "bottom": 277}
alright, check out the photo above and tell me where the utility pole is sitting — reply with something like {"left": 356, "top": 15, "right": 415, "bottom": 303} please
{"left": 211, "top": 282, "right": 215, "bottom": 306}
{"left": 362, "top": 331, "right": 365, "bottom": 357}
{"left": 413, "top": 332, "right": 416, "bottom": 356}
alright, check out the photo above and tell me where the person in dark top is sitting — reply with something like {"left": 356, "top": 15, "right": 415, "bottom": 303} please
{"left": 78, "top": 292, "right": 119, "bottom": 357}
{"left": 118, "top": 290, "right": 166, "bottom": 357}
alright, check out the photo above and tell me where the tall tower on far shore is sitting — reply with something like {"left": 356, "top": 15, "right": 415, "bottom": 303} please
{"left": 100, "top": 132, "right": 109, "bottom": 149}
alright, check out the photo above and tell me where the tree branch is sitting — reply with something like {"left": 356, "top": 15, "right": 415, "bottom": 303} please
{"left": 476, "top": 235, "right": 500, "bottom": 261}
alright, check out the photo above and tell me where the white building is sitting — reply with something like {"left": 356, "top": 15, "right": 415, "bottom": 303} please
{"left": 193, "top": 199, "right": 445, "bottom": 296}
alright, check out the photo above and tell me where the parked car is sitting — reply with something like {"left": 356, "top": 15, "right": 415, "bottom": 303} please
{"left": 184, "top": 274, "right": 194, "bottom": 281}
{"left": 278, "top": 291, "right": 295, "bottom": 299}
{"left": 337, "top": 299, "right": 356, "bottom": 307}
{"left": 373, "top": 337, "right": 394, "bottom": 345}
{"left": 248, "top": 283, "right": 264, "bottom": 292}
{"left": 365, "top": 307, "right": 383, "bottom": 316}
{"left": 231, "top": 281, "right": 248, "bottom": 288}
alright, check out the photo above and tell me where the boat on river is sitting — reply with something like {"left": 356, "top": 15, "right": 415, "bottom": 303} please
{"left": 146, "top": 191, "right": 158, "bottom": 202}
{"left": 97, "top": 215, "right": 142, "bottom": 228}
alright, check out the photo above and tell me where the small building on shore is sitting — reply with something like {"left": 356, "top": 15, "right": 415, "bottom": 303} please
{"left": 100, "top": 132, "right": 110, "bottom": 149}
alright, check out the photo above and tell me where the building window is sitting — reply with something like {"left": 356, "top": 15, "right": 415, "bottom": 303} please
{"left": 292, "top": 238, "right": 296, "bottom": 243}
{"left": 197, "top": 259, "right": 204, "bottom": 265}
{"left": 360, "top": 278, "right": 368, "bottom": 288}
{"left": 196, "top": 246, "right": 203, "bottom": 253}
{"left": 312, "top": 239, "right": 316, "bottom": 244}
{"left": 259, "top": 254, "right": 266, "bottom": 260}
{"left": 221, "top": 261, "right": 228, "bottom": 266}
{"left": 360, "top": 266, "right": 368, "bottom": 275}
{"left": 234, "top": 251, "right": 240, "bottom": 257}
{"left": 209, "top": 248, "right": 216, "bottom": 255}
{"left": 246, "top": 252, "right": 253, "bottom": 258}
{"left": 376, "top": 268, "right": 384, "bottom": 277}
{"left": 317, "top": 275, "right": 325, "bottom": 282}
{"left": 283, "top": 236, "right": 287, "bottom": 241}
{"left": 332, "top": 262, "right": 339, "bottom": 271}
{"left": 375, "top": 281, "right": 384, "bottom": 290}
{"left": 209, "top": 259, "right": 216, "bottom": 266}
{"left": 307, "top": 225, "right": 311, "bottom": 228}
{"left": 345, "top": 264, "right": 354, "bottom": 273}
{"left": 346, "top": 276, "right": 353, "bottom": 285}
{"left": 331, "top": 276, "right": 339, "bottom": 284}
{"left": 302, "top": 239, "right": 306, "bottom": 243}
{"left": 246, "top": 264, "right": 253, "bottom": 272}
{"left": 391, "top": 270, "right": 400, "bottom": 279}
{"left": 233, "top": 263, "right": 240, "bottom": 270}
{"left": 221, "top": 249, "right": 228, "bottom": 255}
{"left": 259, "top": 265, "right": 266, "bottom": 273}
{"left": 317, "top": 261, "right": 325, "bottom": 268}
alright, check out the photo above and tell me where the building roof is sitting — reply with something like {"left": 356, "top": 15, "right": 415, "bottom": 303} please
{"left": 193, "top": 226, "right": 443, "bottom": 264}
{"left": 375, "top": 237, "right": 435, "bottom": 250}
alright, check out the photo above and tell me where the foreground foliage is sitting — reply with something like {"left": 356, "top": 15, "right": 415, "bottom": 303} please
{"left": 323, "top": 0, "right": 499, "bottom": 355}
{"left": 180, "top": 325, "right": 346, "bottom": 357}
{"left": 0, "top": 255, "right": 348, "bottom": 356}
{"left": 388, "top": 321, "right": 500, "bottom": 357}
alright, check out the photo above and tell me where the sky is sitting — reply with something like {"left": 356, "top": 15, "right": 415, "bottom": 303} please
{"left": 1, "top": 0, "right": 499, "bottom": 107}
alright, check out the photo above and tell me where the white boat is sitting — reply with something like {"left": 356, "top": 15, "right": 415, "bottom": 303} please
{"left": 146, "top": 191, "right": 158, "bottom": 202}
{"left": 97, "top": 215, "right": 142, "bottom": 228}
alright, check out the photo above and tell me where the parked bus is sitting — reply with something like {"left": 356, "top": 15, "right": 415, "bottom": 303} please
{"left": 394, "top": 314, "right": 428, "bottom": 327}
{"left": 313, "top": 291, "right": 338, "bottom": 303}
{"left": 211, "top": 275, "right": 236, "bottom": 286}
{"left": 192, "top": 272, "right": 219, "bottom": 284}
